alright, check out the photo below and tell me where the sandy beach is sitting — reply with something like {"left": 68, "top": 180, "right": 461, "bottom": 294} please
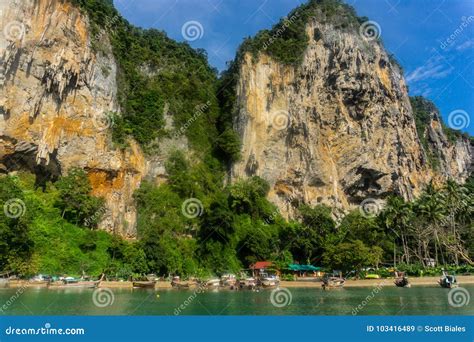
{"left": 5, "top": 276, "right": 474, "bottom": 289}
{"left": 5, "top": 280, "right": 173, "bottom": 289}
{"left": 281, "top": 275, "right": 474, "bottom": 288}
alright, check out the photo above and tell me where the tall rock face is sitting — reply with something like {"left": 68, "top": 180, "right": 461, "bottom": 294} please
{"left": 411, "top": 97, "right": 472, "bottom": 180}
{"left": 1, "top": 0, "right": 471, "bottom": 237}
{"left": 232, "top": 19, "right": 472, "bottom": 217}
{"left": 0, "top": 0, "right": 146, "bottom": 237}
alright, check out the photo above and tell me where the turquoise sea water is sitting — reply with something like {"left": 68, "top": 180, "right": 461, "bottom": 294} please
{"left": 0, "top": 285, "right": 472, "bottom": 315}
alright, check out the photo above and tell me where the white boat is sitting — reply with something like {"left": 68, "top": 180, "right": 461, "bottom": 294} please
{"left": 48, "top": 281, "right": 98, "bottom": 289}
{"left": 146, "top": 274, "right": 158, "bottom": 281}
{"left": 29, "top": 274, "right": 51, "bottom": 287}
{"left": 394, "top": 271, "right": 410, "bottom": 288}
{"left": 439, "top": 271, "right": 458, "bottom": 288}
{"left": 322, "top": 271, "right": 345, "bottom": 289}
{"left": 238, "top": 277, "right": 256, "bottom": 289}
{"left": 0, "top": 278, "right": 9, "bottom": 288}
{"left": 63, "top": 276, "right": 78, "bottom": 284}
{"left": 260, "top": 274, "right": 280, "bottom": 288}
{"left": 220, "top": 274, "right": 237, "bottom": 287}
{"left": 206, "top": 278, "right": 221, "bottom": 288}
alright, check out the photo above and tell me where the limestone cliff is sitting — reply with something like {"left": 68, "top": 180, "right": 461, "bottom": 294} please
{"left": 0, "top": 0, "right": 146, "bottom": 237}
{"left": 411, "top": 97, "right": 472, "bottom": 180}
{"left": 1, "top": 0, "right": 471, "bottom": 237}
{"left": 231, "top": 19, "right": 472, "bottom": 217}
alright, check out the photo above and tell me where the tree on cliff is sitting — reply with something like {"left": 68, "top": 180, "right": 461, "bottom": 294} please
{"left": 55, "top": 168, "right": 104, "bottom": 227}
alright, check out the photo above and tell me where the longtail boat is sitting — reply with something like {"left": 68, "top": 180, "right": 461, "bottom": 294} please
{"left": 238, "top": 277, "right": 256, "bottom": 290}
{"left": 132, "top": 281, "right": 156, "bottom": 289}
{"left": 205, "top": 278, "right": 220, "bottom": 289}
{"left": 0, "top": 278, "right": 9, "bottom": 288}
{"left": 260, "top": 275, "right": 279, "bottom": 288}
{"left": 322, "top": 271, "right": 345, "bottom": 289}
{"left": 439, "top": 270, "right": 458, "bottom": 288}
{"left": 394, "top": 271, "right": 410, "bottom": 288}
{"left": 48, "top": 279, "right": 99, "bottom": 289}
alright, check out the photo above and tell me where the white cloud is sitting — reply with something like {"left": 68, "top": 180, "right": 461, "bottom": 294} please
{"left": 456, "top": 39, "right": 474, "bottom": 51}
{"left": 409, "top": 83, "right": 433, "bottom": 97}
{"left": 406, "top": 55, "right": 454, "bottom": 83}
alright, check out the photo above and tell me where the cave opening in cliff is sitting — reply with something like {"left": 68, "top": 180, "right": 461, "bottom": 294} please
{"left": 0, "top": 150, "right": 61, "bottom": 190}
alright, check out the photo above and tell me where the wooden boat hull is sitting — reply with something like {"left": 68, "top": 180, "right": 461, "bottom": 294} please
{"left": 259, "top": 277, "right": 279, "bottom": 288}
{"left": 322, "top": 284, "right": 344, "bottom": 289}
{"left": 133, "top": 281, "right": 156, "bottom": 289}
{"left": 322, "top": 278, "right": 345, "bottom": 289}
{"left": 439, "top": 281, "right": 458, "bottom": 289}
{"left": 171, "top": 280, "right": 200, "bottom": 289}
{"left": 28, "top": 281, "right": 50, "bottom": 288}
{"left": 439, "top": 274, "right": 458, "bottom": 289}
{"left": 237, "top": 278, "right": 256, "bottom": 290}
{"left": 221, "top": 281, "right": 237, "bottom": 287}
{"left": 261, "top": 281, "right": 278, "bottom": 288}
{"left": 394, "top": 278, "right": 410, "bottom": 288}
{"left": 204, "top": 279, "right": 220, "bottom": 289}
{"left": 49, "top": 281, "right": 98, "bottom": 289}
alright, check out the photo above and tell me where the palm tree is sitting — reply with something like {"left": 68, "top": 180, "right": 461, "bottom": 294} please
{"left": 415, "top": 183, "right": 447, "bottom": 266}
{"left": 382, "top": 196, "right": 414, "bottom": 265}
{"left": 440, "top": 180, "right": 468, "bottom": 264}
{"left": 441, "top": 180, "right": 473, "bottom": 265}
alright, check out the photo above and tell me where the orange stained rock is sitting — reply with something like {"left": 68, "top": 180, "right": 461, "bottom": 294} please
{"left": 88, "top": 170, "right": 125, "bottom": 196}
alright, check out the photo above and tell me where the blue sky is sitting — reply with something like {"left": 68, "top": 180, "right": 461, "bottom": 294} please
{"left": 114, "top": 0, "right": 473, "bottom": 135}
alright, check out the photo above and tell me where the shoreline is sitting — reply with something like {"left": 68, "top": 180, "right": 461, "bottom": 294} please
{"left": 4, "top": 276, "right": 474, "bottom": 289}
{"left": 282, "top": 275, "right": 474, "bottom": 288}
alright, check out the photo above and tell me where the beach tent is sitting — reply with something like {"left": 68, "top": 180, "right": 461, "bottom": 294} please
{"left": 288, "top": 264, "right": 321, "bottom": 272}
{"left": 287, "top": 264, "right": 322, "bottom": 277}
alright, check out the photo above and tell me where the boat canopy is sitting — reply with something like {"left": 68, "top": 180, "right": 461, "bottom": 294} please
{"left": 288, "top": 264, "right": 321, "bottom": 271}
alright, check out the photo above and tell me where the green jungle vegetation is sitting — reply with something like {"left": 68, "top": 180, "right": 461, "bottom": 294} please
{"left": 1, "top": 170, "right": 472, "bottom": 278}
{"left": 71, "top": 0, "right": 240, "bottom": 163}
{"left": 238, "top": 0, "right": 369, "bottom": 66}
{"left": 0, "top": 0, "right": 471, "bottom": 278}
